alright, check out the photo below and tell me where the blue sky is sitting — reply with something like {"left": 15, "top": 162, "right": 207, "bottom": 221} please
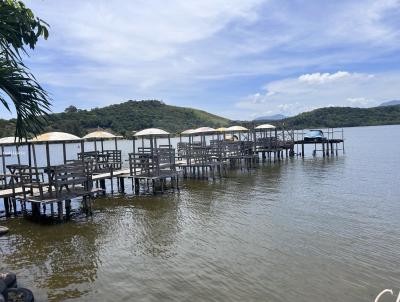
{"left": 3, "top": 0, "right": 400, "bottom": 120}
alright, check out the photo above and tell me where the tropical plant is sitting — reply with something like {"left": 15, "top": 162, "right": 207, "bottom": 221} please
{"left": 0, "top": 0, "right": 50, "bottom": 138}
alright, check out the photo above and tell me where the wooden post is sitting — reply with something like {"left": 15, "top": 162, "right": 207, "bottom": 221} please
{"left": 63, "top": 142, "right": 67, "bottom": 164}
{"left": 81, "top": 140, "right": 85, "bottom": 161}
{"left": 301, "top": 143, "right": 305, "bottom": 157}
{"left": 100, "top": 179, "right": 106, "bottom": 194}
{"left": 4, "top": 197, "right": 10, "bottom": 217}
{"left": 322, "top": 142, "right": 325, "bottom": 157}
{"left": 134, "top": 178, "right": 139, "bottom": 194}
{"left": 119, "top": 177, "right": 125, "bottom": 193}
{"left": 1, "top": 145, "right": 6, "bottom": 176}
{"left": 57, "top": 201, "right": 63, "bottom": 220}
{"left": 65, "top": 199, "right": 71, "bottom": 220}
{"left": 16, "top": 144, "right": 21, "bottom": 166}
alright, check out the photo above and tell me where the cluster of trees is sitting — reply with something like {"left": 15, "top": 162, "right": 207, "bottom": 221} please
{"left": 274, "top": 105, "right": 400, "bottom": 129}
{"left": 2, "top": 101, "right": 400, "bottom": 138}
{"left": 39, "top": 100, "right": 230, "bottom": 137}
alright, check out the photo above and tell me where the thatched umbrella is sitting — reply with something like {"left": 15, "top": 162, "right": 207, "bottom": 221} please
{"left": 0, "top": 137, "right": 27, "bottom": 174}
{"left": 83, "top": 130, "right": 123, "bottom": 152}
{"left": 30, "top": 132, "right": 82, "bottom": 167}
{"left": 134, "top": 128, "right": 172, "bottom": 175}
{"left": 180, "top": 129, "right": 195, "bottom": 144}
{"left": 191, "top": 127, "right": 216, "bottom": 146}
{"left": 255, "top": 123, "right": 277, "bottom": 139}
{"left": 225, "top": 125, "right": 249, "bottom": 141}
{"left": 134, "top": 128, "right": 171, "bottom": 154}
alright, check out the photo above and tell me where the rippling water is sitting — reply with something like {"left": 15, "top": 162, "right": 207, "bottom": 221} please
{"left": 1, "top": 125, "right": 400, "bottom": 301}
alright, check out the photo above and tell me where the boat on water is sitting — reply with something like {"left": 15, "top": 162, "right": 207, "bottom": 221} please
{"left": 304, "top": 130, "right": 326, "bottom": 142}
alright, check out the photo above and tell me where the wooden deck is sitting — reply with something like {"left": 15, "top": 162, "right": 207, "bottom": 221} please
{"left": 294, "top": 138, "right": 343, "bottom": 144}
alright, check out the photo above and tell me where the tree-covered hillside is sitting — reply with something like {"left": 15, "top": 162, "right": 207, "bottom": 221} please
{"left": 275, "top": 105, "right": 400, "bottom": 129}
{"left": 0, "top": 100, "right": 230, "bottom": 137}
{"left": 1, "top": 101, "right": 400, "bottom": 138}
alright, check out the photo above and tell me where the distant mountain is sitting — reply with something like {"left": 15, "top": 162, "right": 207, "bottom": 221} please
{"left": 379, "top": 100, "right": 400, "bottom": 107}
{"left": 0, "top": 100, "right": 230, "bottom": 137}
{"left": 2, "top": 100, "right": 400, "bottom": 138}
{"left": 274, "top": 106, "right": 400, "bottom": 129}
{"left": 254, "top": 114, "right": 286, "bottom": 121}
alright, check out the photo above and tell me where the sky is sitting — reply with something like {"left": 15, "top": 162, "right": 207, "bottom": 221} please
{"left": 2, "top": 0, "right": 400, "bottom": 120}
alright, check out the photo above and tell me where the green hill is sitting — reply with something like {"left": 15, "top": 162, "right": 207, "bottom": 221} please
{"left": 0, "top": 100, "right": 230, "bottom": 137}
{"left": 1, "top": 101, "right": 400, "bottom": 138}
{"left": 275, "top": 105, "right": 400, "bottom": 129}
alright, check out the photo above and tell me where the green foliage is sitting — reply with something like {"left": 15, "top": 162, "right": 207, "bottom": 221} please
{"left": 274, "top": 105, "right": 400, "bottom": 129}
{"left": 0, "top": 0, "right": 50, "bottom": 138}
{"left": 14, "top": 100, "right": 230, "bottom": 136}
{"left": 1, "top": 101, "right": 399, "bottom": 138}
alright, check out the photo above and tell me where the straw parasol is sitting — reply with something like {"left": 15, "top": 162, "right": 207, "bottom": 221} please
{"left": 255, "top": 124, "right": 276, "bottom": 130}
{"left": 191, "top": 127, "right": 216, "bottom": 134}
{"left": 0, "top": 137, "right": 27, "bottom": 170}
{"left": 30, "top": 132, "right": 81, "bottom": 143}
{"left": 134, "top": 128, "right": 170, "bottom": 138}
{"left": 226, "top": 125, "right": 248, "bottom": 132}
{"left": 215, "top": 127, "right": 227, "bottom": 132}
{"left": 181, "top": 129, "right": 196, "bottom": 135}
{"left": 134, "top": 128, "right": 171, "bottom": 155}
{"left": 83, "top": 130, "right": 122, "bottom": 140}
{"left": 0, "top": 137, "right": 27, "bottom": 145}
{"left": 30, "top": 132, "right": 82, "bottom": 167}
{"left": 83, "top": 130, "right": 123, "bottom": 151}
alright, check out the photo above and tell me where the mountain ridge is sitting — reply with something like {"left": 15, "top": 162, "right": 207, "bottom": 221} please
{"left": 1, "top": 101, "right": 400, "bottom": 138}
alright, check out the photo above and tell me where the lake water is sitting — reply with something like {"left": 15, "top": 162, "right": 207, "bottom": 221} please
{"left": 1, "top": 125, "right": 400, "bottom": 301}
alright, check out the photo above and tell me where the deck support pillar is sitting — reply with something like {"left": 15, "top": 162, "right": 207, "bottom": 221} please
{"left": 65, "top": 199, "right": 71, "bottom": 220}
{"left": 57, "top": 201, "right": 63, "bottom": 221}
{"left": 119, "top": 177, "right": 125, "bottom": 193}
{"left": 134, "top": 179, "right": 140, "bottom": 195}
{"left": 100, "top": 179, "right": 106, "bottom": 195}
{"left": 4, "top": 197, "right": 10, "bottom": 217}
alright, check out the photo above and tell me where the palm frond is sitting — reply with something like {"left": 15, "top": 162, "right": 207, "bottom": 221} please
{"left": 0, "top": 56, "right": 51, "bottom": 138}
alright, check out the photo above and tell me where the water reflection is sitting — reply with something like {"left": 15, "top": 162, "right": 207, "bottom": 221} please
{"left": 1, "top": 219, "right": 103, "bottom": 301}
{"left": 1, "top": 126, "right": 400, "bottom": 302}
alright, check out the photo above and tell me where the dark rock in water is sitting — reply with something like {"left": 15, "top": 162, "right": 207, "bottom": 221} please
{"left": 3, "top": 288, "right": 34, "bottom": 302}
{"left": 0, "top": 272, "right": 17, "bottom": 288}
{"left": 0, "top": 226, "right": 9, "bottom": 236}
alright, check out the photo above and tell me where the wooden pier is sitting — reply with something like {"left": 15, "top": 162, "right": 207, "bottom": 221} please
{"left": 0, "top": 127, "right": 345, "bottom": 223}
{"left": 293, "top": 128, "right": 345, "bottom": 157}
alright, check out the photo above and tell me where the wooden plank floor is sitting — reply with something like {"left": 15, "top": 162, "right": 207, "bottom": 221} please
{"left": 92, "top": 168, "right": 130, "bottom": 181}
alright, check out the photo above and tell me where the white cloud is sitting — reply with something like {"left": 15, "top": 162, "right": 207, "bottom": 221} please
{"left": 347, "top": 97, "right": 372, "bottom": 106}
{"left": 298, "top": 71, "right": 370, "bottom": 84}
{"left": 235, "top": 71, "right": 400, "bottom": 118}
{"left": 5, "top": 0, "right": 398, "bottom": 121}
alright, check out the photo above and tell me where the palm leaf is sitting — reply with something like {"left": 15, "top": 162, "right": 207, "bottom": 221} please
{"left": 0, "top": 56, "right": 51, "bottom": 138}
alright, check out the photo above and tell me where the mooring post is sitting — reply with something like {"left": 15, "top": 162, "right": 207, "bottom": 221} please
{"left": 326, "top": 141, "right": 330, "bottom": 156}
{"left": 12, "top": 198, "right": 17, "bottom": 216}
{"left": 119, "top": 177, "right": 125, "bottom": 193}
{"left": 100, "top": 179, "right": 106, "bottom": 195}
{"left": 322, "top": 142, "right": 325, "bottom": 157}
{"left": 4, "top": 197, "right": 10, "bottom": 217}
{"left": 301, "top": 143, "right": 305, "bottom": 157}
{"left": 134, "top": 178, "right": 140, "bottom": 195}
{"left": 65, "top": 199, "right": 71, "bottom": 220}
{"left": 57, "top": 201, "right": 63, "bottom": 221}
